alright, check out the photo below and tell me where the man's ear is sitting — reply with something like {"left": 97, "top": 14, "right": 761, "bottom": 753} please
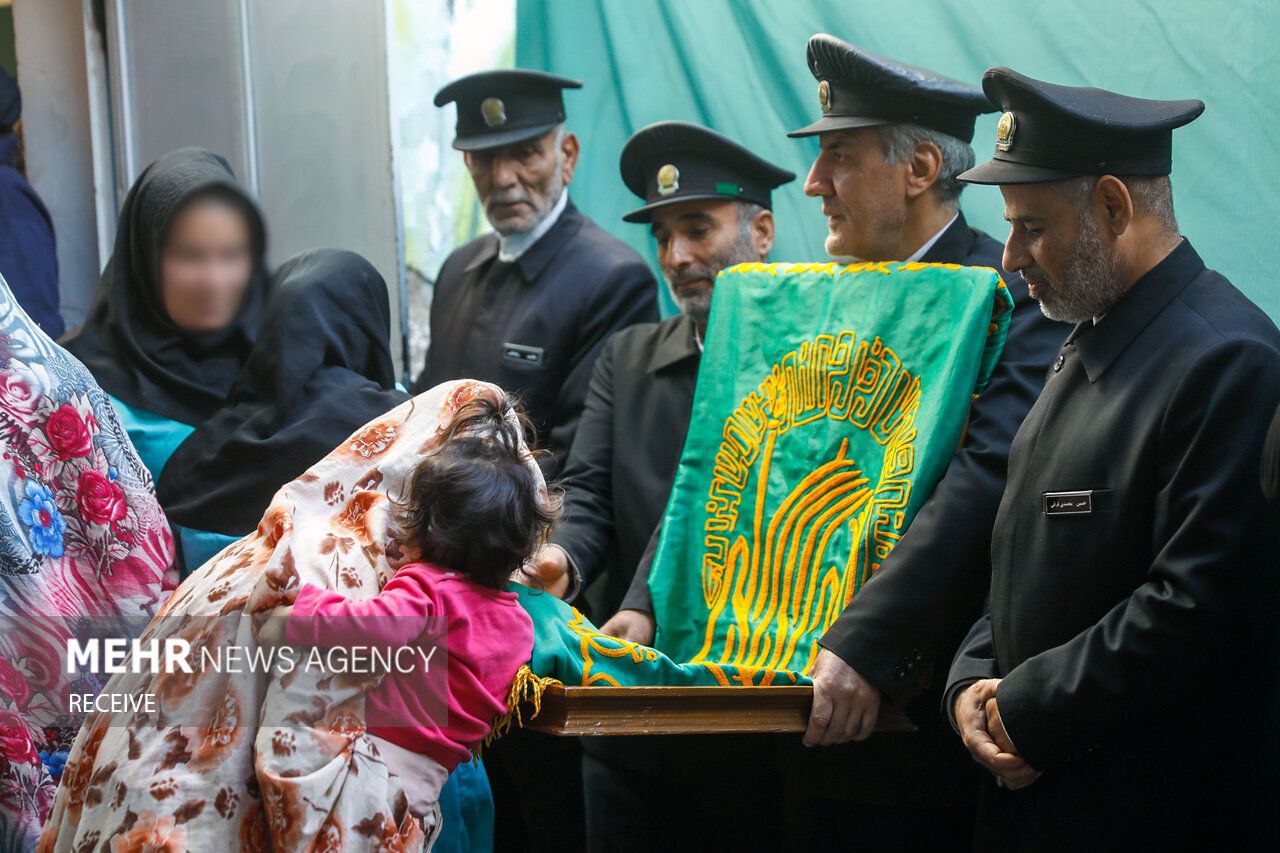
{"left": 1094, "top": 175, "right": 1134, "bottom": 237}
{"left": 560, "top": 131, "right": 580, "bottom": 185}
{"left": 751, "top": 209, "right": 776, "bottom": 258}
{"left": 905, "top": 140, "right": 944, "bottom": 201}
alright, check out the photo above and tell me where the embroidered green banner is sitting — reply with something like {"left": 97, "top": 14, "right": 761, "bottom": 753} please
{"left": 512, "top": 583, "right": 808, "bottom": 689}
{"left": 648, "top": 261, "right": 1012, "bottom": 675}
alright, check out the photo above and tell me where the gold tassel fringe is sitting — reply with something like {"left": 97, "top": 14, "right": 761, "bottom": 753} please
{"left": 472, "top": 665, "right": 562, "bottom": 761}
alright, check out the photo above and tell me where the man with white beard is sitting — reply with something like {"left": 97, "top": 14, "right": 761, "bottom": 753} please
{"left": 530, "top": 122, "right": 793, "bottom": 850}
{"left": 415, "top": 68, "right": 659, "bottom": 853}
{"left": 414, "top": 69, "right": 658, "bottom": 478}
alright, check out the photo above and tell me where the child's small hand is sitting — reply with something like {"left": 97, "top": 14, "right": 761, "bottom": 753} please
{"left": 258, "top": 605, "right": 294, "bottom": 648}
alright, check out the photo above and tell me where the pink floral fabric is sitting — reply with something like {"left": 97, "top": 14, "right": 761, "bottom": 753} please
{"left": 0, "top": 277, "right": 173, "bottom": 849}
{"left": 38, "top": 380, "right": 534, "bottom": 852}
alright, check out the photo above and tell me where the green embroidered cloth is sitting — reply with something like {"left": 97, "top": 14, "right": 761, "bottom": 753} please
{"left": 646, "top": 261, "right": 1012, "bottom": 676}
{"left": 513, "top": 261, "right": 1010, "bottom": 691}
{"left": 512, "top": 583, "right": 808, "bottom": 688}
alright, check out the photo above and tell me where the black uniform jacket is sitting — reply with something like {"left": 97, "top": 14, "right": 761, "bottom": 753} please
{"left": 947, "top": 240, "right": 1280, "bottom": 849}
{"left": 552, "top": 314, "right": 700, "bottom": 617}
{"left": 413, "top": 198, "right": 658, "bottom": 473}
{"left": 1263, "top": 401, "right": 1280, "bottom": 506}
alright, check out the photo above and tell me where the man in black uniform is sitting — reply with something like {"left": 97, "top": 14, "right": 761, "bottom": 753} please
{"left": 413, "top": 69, "right": 658, "bottom": 474}
{"left": 945, "top": 68, "right": 1280, "bottom": 850}
{"left": 535, "top": 121, "right": 793, "bottom": 851}
{"left": 537, "top": 121, "right": 793, "bottom": 620}
{"left": 419, "top": 69, "right": 657, "bottom": 853}
{"left": 612, "top": 37, "right": 1069, "bottom": 850}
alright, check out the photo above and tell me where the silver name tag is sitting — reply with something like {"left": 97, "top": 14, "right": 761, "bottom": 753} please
{"left": 1043, "top": 490, "right": 1094, "bottom": 516}
{"left": 503, "top": 342, "right": 544, "bottom": 365}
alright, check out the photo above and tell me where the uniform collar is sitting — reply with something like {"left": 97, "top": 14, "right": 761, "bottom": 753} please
{"left": 648, "top": 314, "right": 701, "bottom": 373}
{"left": 463, "top": 196, "right": 584, "bottom": 279}
{"left": 919, "top": 210, "right": 976, "bottom": 264}
{"left": 1066, "top": 238, "right": 1202, "bottom": 383}
{"left": 499, "top": 187, "right": 569, "bottom": 261}
{"left": 907, "top": 212, "right": 959, "bottom": 262}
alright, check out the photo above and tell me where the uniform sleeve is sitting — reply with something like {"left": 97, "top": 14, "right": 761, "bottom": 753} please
{"left": 544, "top": 260, "right": 658, "bottom": 473}
{"left": 996, "top": 340, "right": 1280, "bottom": 768}
{"left": 617, "top": 521, "right": 661, "bottom": 614}
{"left": 943, "top": 609, "right": 1000, "bottom": 732}
{"left": 550, "top": 337, "right": 619, "bottom": 588}
{"left": 818, "top": 293, "right": 1065, "bottom": 699}
{"left": 285, "top": 574, "right": 438, "bottom": 649}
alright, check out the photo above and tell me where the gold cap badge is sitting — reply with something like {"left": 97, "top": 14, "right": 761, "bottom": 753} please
{"left": 657, "top": 164, "right": 680, "bottom": 196}
{"left": 818, "top": 80, "right": 832, "bottom": 114}
{"left": 996, "top": 111, "right": 1016, "bottom": 151}
{"left": 481, "top": 97, "right": 506, "bottom": 128}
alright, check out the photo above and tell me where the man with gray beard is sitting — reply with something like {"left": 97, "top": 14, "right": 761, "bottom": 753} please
{"left": 417, "top": 69, "right": 659, "bottom": 853}
{"left": 946, "top": 68, "right": 1280, "bottom": 850}
{"left": 530, "top": 122, "right": 793, "bottom": 850}
{"left": 414, "top": 70, "right": 658, "bottom": 477}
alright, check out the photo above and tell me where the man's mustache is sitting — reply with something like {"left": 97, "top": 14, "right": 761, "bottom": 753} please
{"left": 487, "top": 192, "right": 534, "bottom": 208}
{"left": 669, "top": 270, "right": 714, "bottom": 290}
{"left": 1021, "top": 268, "right": 1052, "bottom": 289}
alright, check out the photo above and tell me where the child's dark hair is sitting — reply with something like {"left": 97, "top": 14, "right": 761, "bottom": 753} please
{"left": 396, "top": 394, "right": 560, "bottom": 589}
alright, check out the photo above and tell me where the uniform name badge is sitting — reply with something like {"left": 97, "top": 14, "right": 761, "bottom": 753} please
{"left": 1039, "top": 489, "right": 1111, "bottom": 514}
{"left": 1043, "top": 489, "right": 1098, "bottom": 516}
{"left": 503, "top": 342, "right": 544, "bottom": 365}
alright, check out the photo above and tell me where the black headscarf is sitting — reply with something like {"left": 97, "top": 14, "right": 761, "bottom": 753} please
{"left": 1264, "top": 403, "right": 1280, "bottom": 508}
{"left": 0, "top": 67, "right": 19, "bottom": 131}
{"left": 61, "top": 147, "right": 268, "bottom": 425}
{"left": 157, "top": 249, "right": 408, "bottom": 536}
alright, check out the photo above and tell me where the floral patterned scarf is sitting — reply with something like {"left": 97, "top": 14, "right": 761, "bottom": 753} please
{"left": 0, "top": 275, "right": 173, "bottom": 850}
{"left": 38, "top": 380, "right": 529, "bottom": 853}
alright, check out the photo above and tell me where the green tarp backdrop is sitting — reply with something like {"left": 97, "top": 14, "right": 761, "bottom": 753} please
{"left": 516, "top": 0, "right": 1280, "bottom": 321}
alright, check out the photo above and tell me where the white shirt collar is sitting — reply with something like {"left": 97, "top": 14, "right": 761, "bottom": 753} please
{"left": 905, "top": 213, "right": 959, "bottom": 263}
{"left": 497, "top": 188, "right": 569, "bottom": 262}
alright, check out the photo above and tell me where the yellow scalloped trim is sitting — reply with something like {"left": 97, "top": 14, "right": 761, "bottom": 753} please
{"left": 720, "top": 259, "right": 1008, "bottom": 288}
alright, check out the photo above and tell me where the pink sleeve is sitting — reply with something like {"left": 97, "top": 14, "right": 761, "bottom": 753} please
{"left": 284, "top": 572, "right": 437, "bottom": 649}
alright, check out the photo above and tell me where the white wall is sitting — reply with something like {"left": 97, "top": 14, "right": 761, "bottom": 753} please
{"left": 11, "top": 0, "right": 105, "bottom": 326}
{"left": 246, "top": 0, "right": 404, "bottom": 365}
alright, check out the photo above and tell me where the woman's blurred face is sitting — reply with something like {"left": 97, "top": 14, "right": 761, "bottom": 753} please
{"left": 159, "top": 196, "right": 255, "bottom": 333}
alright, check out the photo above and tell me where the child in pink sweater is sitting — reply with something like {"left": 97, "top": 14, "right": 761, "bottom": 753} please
{"left": 259, "top": 396, "right": 559, "bottom": 817}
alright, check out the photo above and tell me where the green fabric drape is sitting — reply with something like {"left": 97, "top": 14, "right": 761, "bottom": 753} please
{"left": 513, "top": 583, "right": 808, "bottom": 687}
{"left": 648, "top": 262, "right": 1011, "bottom": 673}
{"left": 512, "top": 262, "right": 1008, "bottom": 688}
